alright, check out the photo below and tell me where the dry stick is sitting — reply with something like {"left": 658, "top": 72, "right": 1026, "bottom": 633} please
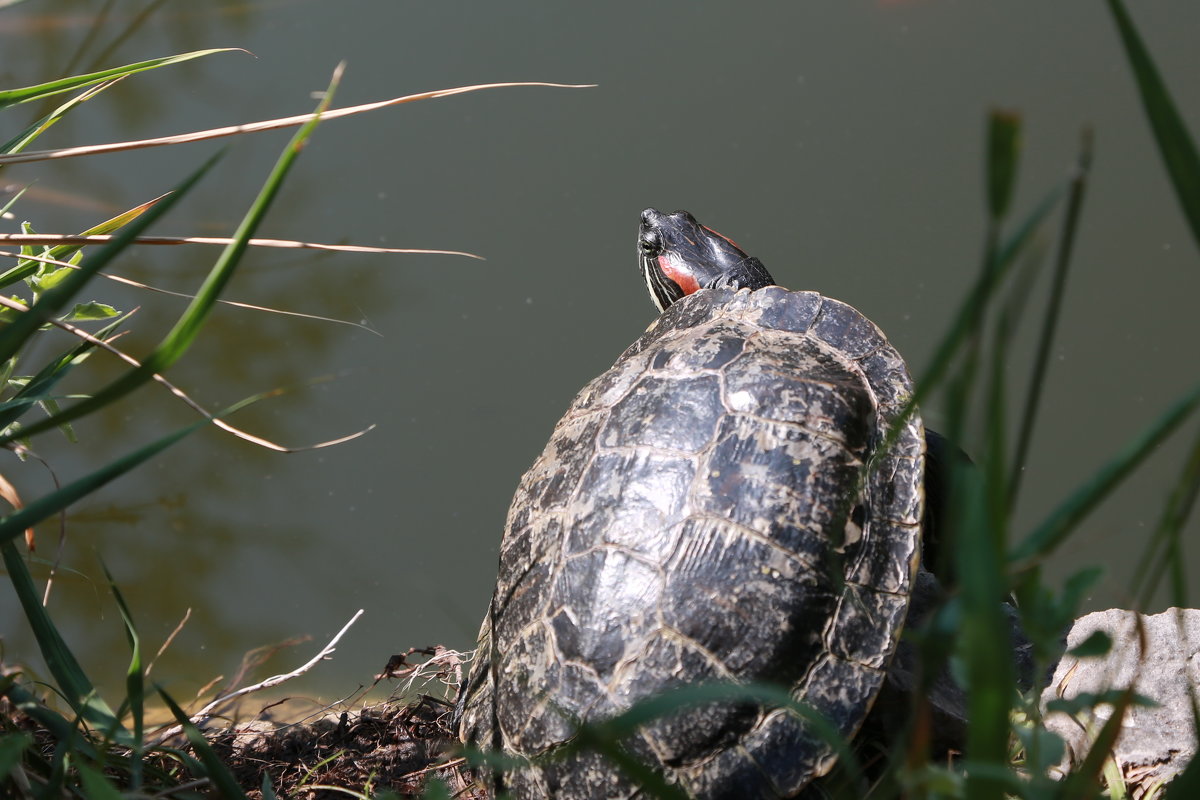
{"left": 0, "top": 233, "right": 483, "bottom": 259}
{"left": 0, "top": 81, "right": 595, "bottom": 166}
{"left": 0, "top": 294, "right": 373, "bottom": 452}
{"left": 397, "top": 647, "right": 470, "bottom": 698}
{"left": 0, "top": 471, "right": 32, "bottom": 549}
{"left": 149, "top": 778, "right": 212, "bottom": 797}
{"left": 4, "top": 444, "right": 69, "bottom": 601}
{"left": 280, "top": 685, "right": 375, "bottom": 734}
{"left": 148, "top": 608, "right": 365, "bottom": 745}
{"left": 146, "top": 608, "right": 192, "bottom": 679}
{"left": 400, "top": 757, "right": 470, "bottom": 780}
{"left": 0, "top": 248, "right": 383, "bottom": 335}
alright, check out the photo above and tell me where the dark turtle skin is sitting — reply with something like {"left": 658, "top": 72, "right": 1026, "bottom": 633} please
{"left": 457, "top": 209, "right": 924, "bottom": 798}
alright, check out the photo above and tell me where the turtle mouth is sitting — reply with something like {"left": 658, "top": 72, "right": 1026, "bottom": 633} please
{"left": 640, "top": 248, "right": 682, "bottom": 313}
{"left": 639, "top": 211, "right": 679, "bottom": 312}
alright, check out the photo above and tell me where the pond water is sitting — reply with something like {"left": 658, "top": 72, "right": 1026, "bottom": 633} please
{"left": 1, "top": 0, "right": 1198, "bottom": 701}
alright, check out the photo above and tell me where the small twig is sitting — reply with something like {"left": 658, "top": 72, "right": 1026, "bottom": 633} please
{"left": 396, "top": 646, "right": 469, "bottom": 698}
{"left": 0, "top": 470, "right": 33, "bottom": 550}
{"left": 146, "top": 608, "right": 191, "bottom": 679}
{"left": 192, "top": 674, "right": 225, "bottom": 705}
{"left": 150, "top": 777, "right": 212, "bottom": 797}
{"left": 4, "top": 443, "right": 68, "bottom": 601}
{"left": 220, "top": 636, "right": 313, "bottom": 698}
{"left": 398, "top": 756, "right": 469, "bottom": 780}
{"left": 281, "top": 685, "right": 372, "bottom": 733}
{"left": 147, "top": 609, "right": 364, "bottom": 744}
{"left": 300, "top": 786, "right": 370, "bottom": 799}
{"left": 0, "top": 248, "right": 381, "bottom": 336}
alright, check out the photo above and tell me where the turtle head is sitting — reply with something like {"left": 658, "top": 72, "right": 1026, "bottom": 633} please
{"left": 638, "top": 208, "right": 776, "bottom": 312}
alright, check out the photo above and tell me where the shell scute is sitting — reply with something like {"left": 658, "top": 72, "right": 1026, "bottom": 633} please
{"left": 810, "top": 297, "right": 888, "bottom": 359}
{"left": 825, "top": 583, "right": 911, "bottom": 669}
{"left": 550, "top": 548, "right": 663, "bottom": 676}
{"left": 647, "top": 320, "right": 750, "bottom": 372}
{"left": 845, "top": 518, "right": 921, "bottom": 594}
{"left": 612, "top": 632, "right": 756, "bottom": 765}
{"left": 722, "top": 333, "right": 876, "bottom": 448}
{"left": 663, "top": 517, "right": 837, "bottom": 681}
{"left": 691, "top": 415, "right": 858, "bottom": 570}
{"left": 599, "top": 374, "right": 724, "bottom": 453}
{"left": 527, "top": 413, "right": 605, "bottom": 513}
{"left": 744, "top": 287, "right": 822, "bottom": 334}
{"left": 564, "top": 450, "right": 695, "bottom": 562}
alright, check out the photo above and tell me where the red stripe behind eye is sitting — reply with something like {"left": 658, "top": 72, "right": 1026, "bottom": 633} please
{"left": 659, "top": 255, "right": 701, "bottom": 295}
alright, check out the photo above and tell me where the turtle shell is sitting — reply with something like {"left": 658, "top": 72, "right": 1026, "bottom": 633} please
{"left": 458, "top": 285, "right": 923, "bottom": 798}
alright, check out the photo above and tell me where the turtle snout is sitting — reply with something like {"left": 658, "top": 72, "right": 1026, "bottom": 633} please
{"left": 639, "top": 230, "right": 662, "bottom": 256}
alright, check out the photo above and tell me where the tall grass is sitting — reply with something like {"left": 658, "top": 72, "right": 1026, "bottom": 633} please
{"left": 0, "top": 24, "right": 583, "bottom": 798}
{"left": 0, "top": 49, "right": 349, "bottom": 798}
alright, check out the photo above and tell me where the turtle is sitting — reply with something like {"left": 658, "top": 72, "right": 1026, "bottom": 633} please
{"left": 456, "top": 208, "right": 924, "bottom": 798}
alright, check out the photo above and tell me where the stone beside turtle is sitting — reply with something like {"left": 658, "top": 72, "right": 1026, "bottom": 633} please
{"left": 457, "top": 208, "right": 924, "bottom": 798}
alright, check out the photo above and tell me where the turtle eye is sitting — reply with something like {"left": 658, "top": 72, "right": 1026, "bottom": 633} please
{"left": 639, "top": 234, "right": 661, "bottom": 256}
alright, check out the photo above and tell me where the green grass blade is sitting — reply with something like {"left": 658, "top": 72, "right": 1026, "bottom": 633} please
{"left": 103, "top": 561, "right": 145, "bottom": 789}
{"left": 1008, "top": 132, "right": 1093, "bottom": 506}
{"left": 0, "top": 681, "right": 98, "bottom": 757}
{"left": 0, "top": 155, "right": 219, "bottom": 373}
{"left": 0, "top": 66, "right": 342, "bottom": 446}
{"left": 0, "top": 731, "right": 32, "bottom": 781}
{"left": 0, "top": 417, "right": 210, "bottom": 544}
{"left": 563, "top": 682, "right": 860, "bottom": 790}
{"left": 939, "top": 113, "right": 1025, "bottom": 467}
{"left": 1106, "top": 0, "right": 1200, "bottom": 254}
{"left": 1010, "top": 380, "right": 1200, "bottom": 563}
{"left": 0, "top": 539, "right": 129, "bottom": 744}
{"left": 75, "top": 763, "right": 125, "bottom": 800}
{"left": 1168, "top": 758, "right": 1200, "bottom": 800}
{"left": 0, "top": 184, "right": 28, "bottom": 217}
{"left": 421, "top": 778, "right": 451, "bottom": 800}
{"left": 1059, "top": 686, "right": 1135, "bottom": 800}
{"left": 0, "top": 315, "right": 126, "bottom": 432}
{"left": 0, "top": 49, "right": 243, "bottom": 110}
{"left": 1, "top": 78, "right": 117, "bottom": 155}
{"left": 881, "top": 183, "right": 1064, "bottom": 456}
{"left": 562, "top": 728, "right": 688, "bottom": 800}
{"left": 154, "top": 71, "right": 340, "bottom": 359}
{"left": 156, "top": 685, "right": 251, "bottom": 800}
{"left": 1131, "top": 425, "right": 1200, "bottom": 609}
{"left": 987, "top": 110, "right": 1021, "bottom": 221}
{"left": 985, "top": 310, "right": 1010, "bottom": 545}
{"left": 955, "top": 467, "right": 1014, "bottom": 800}
{"left": 1166, "top": 684, "right": 1200, "bottom": 798}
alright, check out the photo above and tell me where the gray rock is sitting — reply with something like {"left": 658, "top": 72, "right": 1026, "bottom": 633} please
{"left": 1041, "top": 608, "right": 1200, "bottom": 791}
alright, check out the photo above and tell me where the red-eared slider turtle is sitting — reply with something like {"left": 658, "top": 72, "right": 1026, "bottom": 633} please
{"left": 457, "top": 208, "right": 924, "bottom": 798}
